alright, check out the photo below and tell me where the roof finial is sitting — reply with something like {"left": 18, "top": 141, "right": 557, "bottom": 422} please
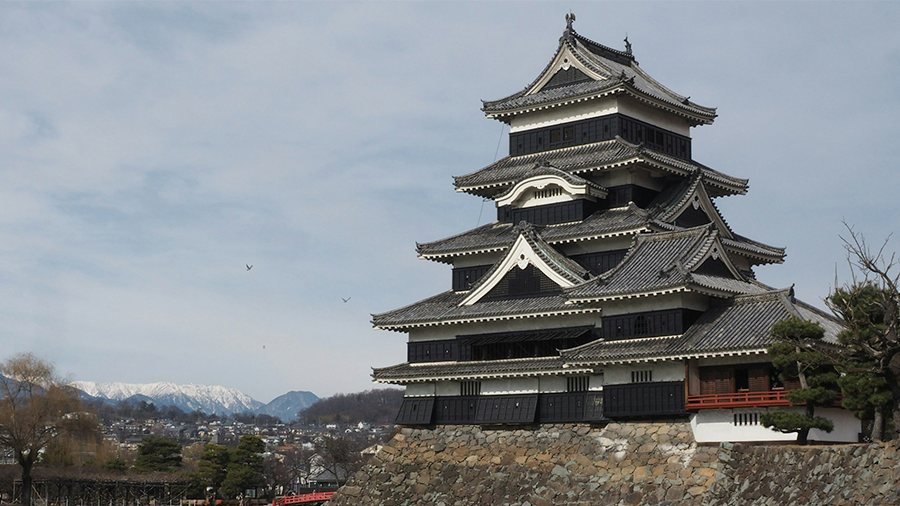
{"left": 624, "top": 34, "right": 632, "bottom": 55}
{"left": 562, "top": 12, "right": 576, "bottom": 43}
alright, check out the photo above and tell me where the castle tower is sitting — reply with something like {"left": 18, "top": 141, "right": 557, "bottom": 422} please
{"left": 371, "top": 17, "right": 857, "bottom": 443}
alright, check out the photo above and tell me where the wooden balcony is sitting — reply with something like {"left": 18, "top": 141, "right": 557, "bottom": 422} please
{"left": 685, "top": 389, "right": 792, "bottom": 410}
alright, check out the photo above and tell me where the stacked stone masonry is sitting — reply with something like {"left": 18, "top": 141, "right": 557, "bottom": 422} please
{"left": 326, "top": 423, "right": 900, "bottom": 506}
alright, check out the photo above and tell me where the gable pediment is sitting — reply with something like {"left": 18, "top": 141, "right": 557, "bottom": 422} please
{"left": 526, "top": 44, "right": 608, "bottom": 96}
{"left": 657, "top": 177, "right": 735, "bottom": 241}
{"left": 461, "top": 226, "right": 588, "bottom": 306}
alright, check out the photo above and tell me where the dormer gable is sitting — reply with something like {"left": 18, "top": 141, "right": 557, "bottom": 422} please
{"left": 461, "top": 223, "right": 588, "bottom": 306}
{"left": 565, "top": 225, "right": 761, "bottom": 303}
{"left": 495, "top": 163, "right": 607, "bottom": 209}
{"left": 651, "top": 174, "right": 735, "bottom": 240}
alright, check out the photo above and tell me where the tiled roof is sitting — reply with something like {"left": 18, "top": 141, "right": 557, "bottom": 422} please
{"left": 372, "top": 357, "right": 590, "bottom": 383}
{"left": 416, "top": 205, "right": 650, "bottom": 260}
{"left": 722, "top": 235, "right": 786, "bottom": 263}
{"left": 454, "top": 138, "right": 644, "bottom": 195}
{"left": 371, "top": 290, "right": 600, "bottom": 331}
{"left": 482, "top": 31, "right": 716, "bottom": 123}
{"left": 563, "top": 289, "right": 844, "bottom": 365}
{"left": 565, "top": 226, "right": 761, "bottom": 301}
{"left": 454, "top": 138, "right": 746, "bottom": 198}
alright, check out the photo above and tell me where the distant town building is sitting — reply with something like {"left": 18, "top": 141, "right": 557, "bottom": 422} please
{"left": 372, "top": 16, "right": 859, "bottom": 443}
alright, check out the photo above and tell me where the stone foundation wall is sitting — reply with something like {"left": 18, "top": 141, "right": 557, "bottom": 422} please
{"left": 325, "top": 423, "right": 900, "bottom": 506}
{"left": 706, "top": 441, "right": 900, "bottom": 505}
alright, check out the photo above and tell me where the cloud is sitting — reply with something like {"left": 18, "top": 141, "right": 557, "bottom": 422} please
{"left": 0, "top": 2, "right": 898, "bottom": 401}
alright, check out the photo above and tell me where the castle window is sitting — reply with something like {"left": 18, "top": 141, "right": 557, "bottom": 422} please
{"left": 634, "top": 316, "right": 648, "bottom": 336}
{"left": 461, "top": 381, "right": 482, "bottom": 396}
{"left": 631, "top": 370, "right": 653, "bottom": 383}
{"left": 733, "top": 412, "right": 760, "bottom": 426}
{"left": 534, "top": 187, "right": 563, "bottom": 200}
{"left": 567, "top": 376, "right": 590, "bottom": 392}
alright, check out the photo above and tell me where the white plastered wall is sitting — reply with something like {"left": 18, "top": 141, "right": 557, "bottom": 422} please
{"left": 616, "top": 98, "right": 692, "bottom": 136}
{"left": 505, "top": 95, "right": 692, "bottom": 137}
{"left": 482, "top": 377, "right": 539, "bottom": 395}
{"left": 508, "top": 97, "right": 618, "bottom": 133}
{"left": 404, "top": 383, "right": 435, "bottom": 397}
{"left": 691, "top": 407, "right": 861, "bottom": 443}
{"left": 604, "top": 360, "right": 684, "bottom": 385}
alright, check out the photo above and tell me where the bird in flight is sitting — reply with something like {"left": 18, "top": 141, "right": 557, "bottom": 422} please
{"left": 246, "top": 264, "right": 253, "bottom": 271}
{"left": 342, "top": 297, "right": 351, "bottom": 303}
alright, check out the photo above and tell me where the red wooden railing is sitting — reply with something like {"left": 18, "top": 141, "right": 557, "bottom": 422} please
{"left": 685, "top": 390, "right": 792, "bottom": 410}
{"left": 273, "top": 492, "right": 334, "bottom": 506}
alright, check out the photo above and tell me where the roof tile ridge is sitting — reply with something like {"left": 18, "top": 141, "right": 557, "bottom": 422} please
{"left": 518, "top": 221, "right": 590, "bottom": 282}
{"left": 567, "top": 38, "right": 616, "bottom": 78}
{"left": 693, "top": 160, "right": 750, "bottom": 187}
{"left": 729, "top": 287, "right": 794, "bottom": 306}
{"left": 791, "top": 296, "right": 846, "bottom": 327}
{"left": 653, "top": 173, "right": 702, "bottom": 223}
{"left": 572, "top": 31, "right": 637, "bottom": 65}
{"left": 626, "top": 60, "right": 716, "bottom": 115}
{"left": 681, "top": 225, "right": 720, "bottom": 271}
{"left": 699, "top": 179, "right": 738, "bottom": 235}
{"left": 727, "top": 233, "right": 787, "bottom": 255}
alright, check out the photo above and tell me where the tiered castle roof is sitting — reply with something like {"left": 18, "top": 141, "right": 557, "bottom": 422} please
{"left": 371, "top": 17, "right": 838, "bottom": 391}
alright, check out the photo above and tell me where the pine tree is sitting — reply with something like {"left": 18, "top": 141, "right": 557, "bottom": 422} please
{"left": 760, "top": 318, "right": 839, "bottom": 444}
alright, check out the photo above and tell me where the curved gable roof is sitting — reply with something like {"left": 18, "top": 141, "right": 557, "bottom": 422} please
{"left": 482, "top": 25, "right": 716, "bottom": 125}
{"left": 565, "top": 225, "right": 763, "bottom": 302}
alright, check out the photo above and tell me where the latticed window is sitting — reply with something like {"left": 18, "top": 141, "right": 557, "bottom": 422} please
{"left": 733, "top": 412, "right": 760, "bottom": 426}
{"left": 567, "top": 376, "right": 590, "bottom": 392}
{"left": 631, "top": 370, "right": 653, "bottom": 383}
{"left": 634, "top": 315, "right": 648, "bottom": 336}
{"left": 461, "top": 381, "right": 482, "bottom": 396}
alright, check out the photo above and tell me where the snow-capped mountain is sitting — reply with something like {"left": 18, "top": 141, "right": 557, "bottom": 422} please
{"left": 72, "top": 381, "right": 263, "bottom": 416}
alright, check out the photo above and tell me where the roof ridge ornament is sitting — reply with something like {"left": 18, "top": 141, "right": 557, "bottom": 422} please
{"left": 624, "top": 35, "right": 632, "bottom": 55}
{"left": 563, "top": 12, "right": 576, "bottom": 44}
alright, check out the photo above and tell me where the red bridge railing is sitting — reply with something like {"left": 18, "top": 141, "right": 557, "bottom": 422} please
{"left": 273, "top": 492, "right": 334, "bottom": 506}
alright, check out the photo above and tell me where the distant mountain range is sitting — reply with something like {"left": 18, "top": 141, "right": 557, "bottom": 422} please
{"left": 71, "top": 381, "right": 319, "bottom": 422}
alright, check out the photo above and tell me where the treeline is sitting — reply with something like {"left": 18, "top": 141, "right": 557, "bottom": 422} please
{"left": 298, "top": 388, "right": 403, "bottom": 425}
{"left": 84, "top": 399, "right": 283, "bottom": 426}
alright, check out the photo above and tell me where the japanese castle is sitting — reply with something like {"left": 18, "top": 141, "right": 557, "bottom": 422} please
{"left": 372, "top": 16, "right": 858, "bottom": 443}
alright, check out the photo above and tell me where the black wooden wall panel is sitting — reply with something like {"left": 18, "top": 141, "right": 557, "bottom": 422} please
{"left": 603, "top": 382, "right": 685, "bottom": 418}
{"left": 570, "top": 249, "right": 628, "bottom": 275}
{"left": 498, "top": 199, "right": 598, "bottom": 226}
{"left": 408, "top": 339, "right": 459, "bottom": 363}
{"left": 601, "top": 309, "right": 702, "bottom": 341}
{"left": 475, "top": 395, "right": 538, "bottom": 424}
{"left": 452, "top": 264, "right": 492, "bottom": 291}
{"left": 395, "top": 398, "right": 435, "bottom": 425}
{"left": 433, "top": 396, "right": 479, "bottom": 424}
{"left": 508, "top": 113, "right": 691, "bottom": 160}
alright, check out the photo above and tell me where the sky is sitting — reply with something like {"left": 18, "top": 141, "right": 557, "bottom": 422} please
{"left": 1, "top": 2, "right": 898, "bottom": 404}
